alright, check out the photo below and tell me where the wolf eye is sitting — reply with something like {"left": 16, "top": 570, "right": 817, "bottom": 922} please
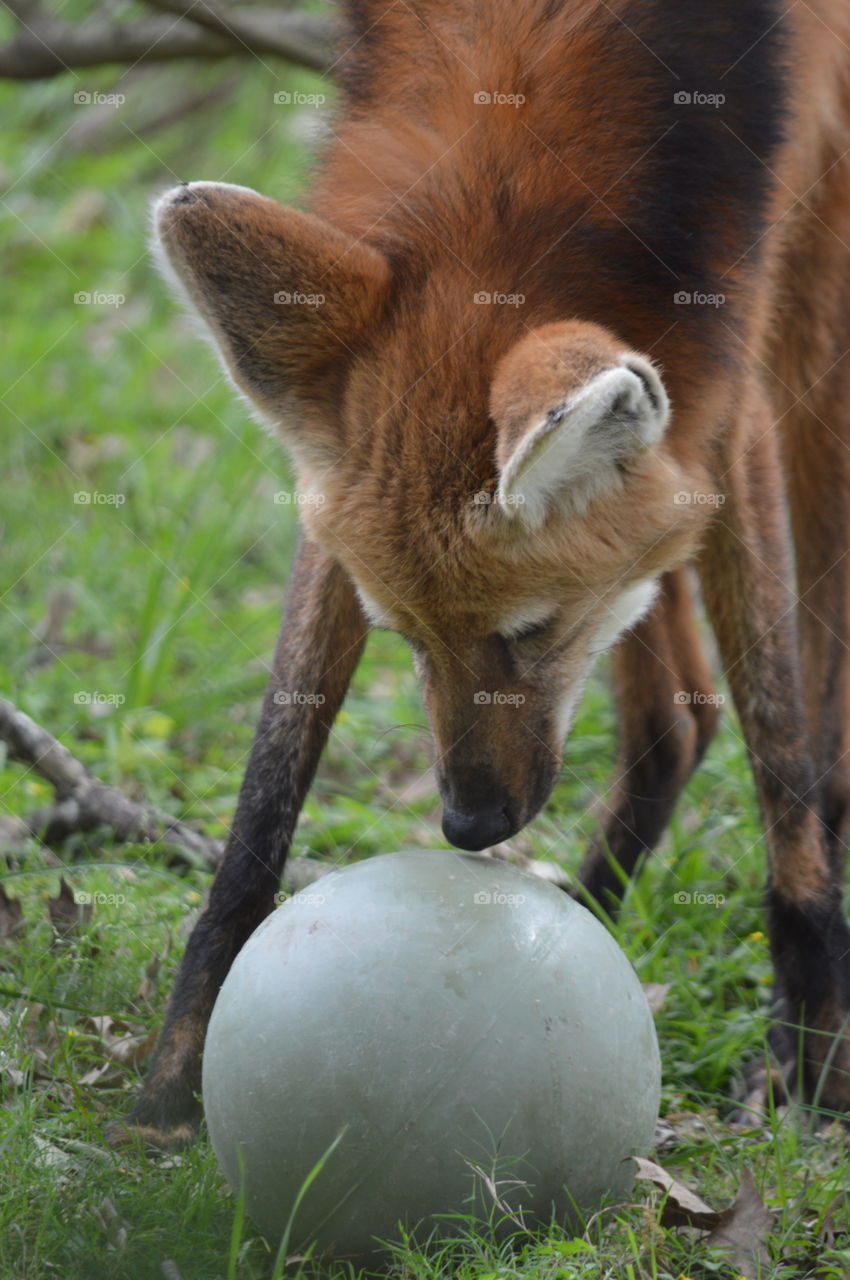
{"left": 507, "top": 618, "right": 549, "bottom": 643}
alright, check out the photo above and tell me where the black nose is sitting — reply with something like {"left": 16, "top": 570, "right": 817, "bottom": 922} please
{"left": 441, "top": 805, "right": 513, "bottom": 851}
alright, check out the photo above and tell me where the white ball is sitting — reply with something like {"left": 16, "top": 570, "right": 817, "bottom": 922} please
{"left": 203, "top": 851, "right": 660, "bottom": 1263}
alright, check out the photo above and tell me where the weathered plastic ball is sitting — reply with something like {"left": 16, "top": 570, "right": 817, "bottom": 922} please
{"left": 203, "top": 850, "right": 660, "bottom": 1262}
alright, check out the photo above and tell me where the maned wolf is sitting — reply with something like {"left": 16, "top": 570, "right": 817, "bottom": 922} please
{"left": 123, "top": 0, "right": 850, "bottom": 1145}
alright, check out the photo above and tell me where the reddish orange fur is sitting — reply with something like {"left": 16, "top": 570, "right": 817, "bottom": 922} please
{"left": 129, "top": 0, "right": 850, "bottom": 1140}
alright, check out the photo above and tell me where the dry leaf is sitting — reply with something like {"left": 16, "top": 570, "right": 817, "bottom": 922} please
{"left": 706, "top": 1167, "right": 773, "bottom": 1277}
{"left": 0, "top": 885, "right": 23, "bottom": 942}
{"left": 79, "top": 1061, "right": 120, "bottom": 1088}
{"left": 48, "top": 879, "right": 92, "bottom": 937}
{"left": 633, "top": 1156, "right": 720, "bottom": 1229}
{"left": 78, "top": 1015, "right": 157, "bottom": 1072}
{"left": 642, "top": 982, "right": 671, "bottom": 1014}
{"left": 133, "top": 954, "right": 161, "bottom": 1008}
{"left": 94, "top": 1196, "right": 131, "bottom": 1254}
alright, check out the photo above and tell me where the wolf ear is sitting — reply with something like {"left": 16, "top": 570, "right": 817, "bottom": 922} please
{"left": 491, "top": 322, "right": 670, "bottom": 526}
{"left": 154, "top": 181, "right": 391, "bottom": 469}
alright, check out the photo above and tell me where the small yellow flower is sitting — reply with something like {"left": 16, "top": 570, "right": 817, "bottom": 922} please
{"left": 66, "top": 1027, "right": 80, "bottom": 1037}
{"left": 748, "top": 930, "right": 765, "bottom": 942}
{"left": 185, "top": 890, "right": 202, "bottom": 905}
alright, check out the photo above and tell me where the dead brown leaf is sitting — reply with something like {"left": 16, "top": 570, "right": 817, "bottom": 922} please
{"left": 705, "top": 1166, "right": 774, "bottom": 1278}
{"left": 0, "top": 885, "right": 23, "bottom": 942}
{"left": 48, "top": 879, "right": 92, "bottom": 937}
{"left": 642, "top": 982, "right": 671, "bottom": 1014}
{"left": 133, "top": 954, "right": 161, "bottom": 1008}
{"left": 79, "top": 1015, "right": 157, "bottom": 1070}
{"left": 633, "top": 1156, "right": 720, "bottom": 1229}
{"left": 93, "top": 1196, "right": 131, "bottom": 1254}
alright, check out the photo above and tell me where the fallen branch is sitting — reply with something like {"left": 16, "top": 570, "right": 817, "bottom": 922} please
{"left": 0, "top": 5, "right": 333, "bottom": 80}
{"left": 0, "top": 697, "right": 224, "bottom": 869}
{"left": 0, "top": 699, "right": 337, "bottom": 890}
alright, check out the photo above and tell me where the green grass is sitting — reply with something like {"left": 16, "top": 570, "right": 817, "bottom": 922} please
{"left": 1, "top": 51, "right": 849, "bottom": 1280}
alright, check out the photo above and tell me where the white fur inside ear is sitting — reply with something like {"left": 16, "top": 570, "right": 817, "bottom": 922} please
{"left": 497, "top": 358, "right": 669, "bottom": 525}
